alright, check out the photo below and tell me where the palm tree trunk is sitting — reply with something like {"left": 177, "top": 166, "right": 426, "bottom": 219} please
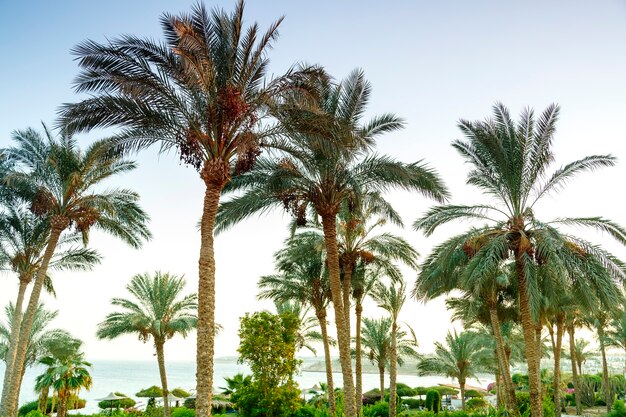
{"left": 38, "top": 386, "right": 49, "bottom": 414}
{"left": 316, "top": 309, "right": 336, "bottom": 416}
{"left": 488, "top": 306, "right": 518, "bottom": 413}
{"left": 0, "top": 277, "right": 29, "bottom": 411}
{"left": 355, "top": 301, "right": 363, "bottom": 415}
{"left": 196, "top": 183, "right": 223, "bottom": 417}
{"left": 378, "top": 366, "right": 385, "bottom": 402}
{"left": 57, "top": 389, "right": 67, "bottom": 417}
{"left": 535, "top": 324, "right": 543, "bottom": 394}
{"left": 155, "top": 341, "right": 171, "bottom": 417}
{"left": 342, "top": 263, "right": 353, "bottom": 340}
{"left": 553, "top": 316, "right": 564, "bottom": 417}
{"left": 515, "top": 257, "right": 543, "bottom": 417}
{"left": 598, "top": 326, "right": 612, "bottom": 412}
{"left": 4, "top": 223, "right": 65, "bottom": 417}
{"left": 389, "top": 320, "right": 398, "bottom": 417}
{"left": 460, "top": 379, "right": 466, "bottom": 411}
{"left": 321, "top": 214, "right": 357, "bottom": 417}
{"left": 495, "top": 366, "right": 502, "bottom": 409}
{"left": 567, "top": 325, "right": 582, "bottom": 415}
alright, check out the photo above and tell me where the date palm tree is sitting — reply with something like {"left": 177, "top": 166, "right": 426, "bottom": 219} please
{"left": 34, "top": 337, "right": 92, "bottom": 417}
{"left": 360, "top": 317, "right": 418, "bottom": 402}
{"left": 216, "top": 69, "right": 448, "bottom": 417}
{"left": 0, "top": 125, "right": 150, "bottom": 416}
{"left": 60, "top": 4, "right": 318, "bottom": 414}
{"left": 275, "top": 301, "right": 323, "bottom": 355}
{"left": 605, "top": 306, "right": 626, "bottom": 374}
{"left": 413, "top": 103, "right": 626, "bottom": 417}
{"left": 0, "top": 203, "right": 100, "bottom": 405}
{"left": 371, "top": 279, "right": 411, "bottom": 417}
{"left": 96, "top": 272, "right": 197, "bottom": 417}
{"left": 258, "top": 230, "right": 337, "bottom": 415}
{"left": 417, "top": 331, "right": 487, "bottom": 411}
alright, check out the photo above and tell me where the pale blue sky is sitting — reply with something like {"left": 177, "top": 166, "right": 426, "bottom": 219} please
{"left": 1, "top": 1, "right": 625, "bottom": 360}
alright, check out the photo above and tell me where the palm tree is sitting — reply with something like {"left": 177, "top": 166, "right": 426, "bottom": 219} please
{"left": 0, "top": 302, "right": 72, "bottom": 410}
{"left": 60, "top": 3, "right": 318, "bottom": 415}
{"left": 0, "top": 202, "right": 100, "bottom": 405}
{"left": 96, "top": 272, "right": 197, "bottom": 417}
{"left": 34, "top": 337, "right": 92, "bottom": 417}
{"left": 220, "top": 373, "right": 251, "bottom": 396}
{"left": 572, "top": 338, "right": 592, "bottom": 376}
{"left": 590, "top": 312, "right": 613, "bottom": 412}
{"left": 371, "top": 280, "right": 413, "bottom": 417}
{"left": 413, "top": 103, "right": 626, "bottom": 417}
{"left": 258, "top": 230, "right": 338, "bottom": 415}
{"left": 216, "top": 69, "right": 448, "bottom": 417}
{"left": 0, "top": 126, "right": 150, "bottom": 416}
{"left": 565, "top": 315, "right": 586, "bottom": 415}
{"left": 360, "top": 317, "right": 418, "bottom": 402}
{"left": 417, "top": 331, "right": 486, "bottom": 411}
{"left": 605, "top": 307, "right": 626, "bottom": 374}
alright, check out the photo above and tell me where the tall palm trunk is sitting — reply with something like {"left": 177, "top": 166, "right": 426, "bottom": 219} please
{"left": 342, "top": 263, "right": 353, "bottom": 337}
{"left": 56, "top": 389, "right": 68, "bottom": 417}
{"left": 316, "top": 309, "right": 336, "bottom": 416}
{"left": 535, "top": 324, "right": 543, "bottom": 395}
{"left": 495, "top": 366, "right": 502, "bottom": 409}
{"left": 389, "top": 320, "right": 398, "bottom": 417}
{"left": 321, "top": 214, "right": 356, "bottom": 417}
{"left": 488, "top": 306, "right": 518, "bottom": 413}
{"left": 4, "top": 224, "right": 65, "bottom": 417}
{"left": 355, "top": 301, "right": 364, "bottom": 415}
{"left": 553, "top": 316, "right": 564, "bottom": 417}
{"left": 155, "top": 341, "right": 171, "bottom": 417}
{"left": 196, "top": 183, "right": 223, "bottom": 417}
{"left": 598, "top": 326, "right": 612, "bottom": 412}
{"left": 567, "top": 325, "right": 582, "bottom": 415}
{"left": 459, "top": 379, "right": 466, "bottom": 411}
{"left": 38, "top": 386, "right": 49, "bottom": 414}
{"left": 378, "top": 366, "right": 385, "bottom": 402}
{"left": 0, "top": 277, "right": 29, "bottom": 410}
{"left": 515, "top": 257, "right": 543, "bottom": 417}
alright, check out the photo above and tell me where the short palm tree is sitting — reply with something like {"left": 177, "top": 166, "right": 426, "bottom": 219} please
{"left": 60, "top": 3, "right": 318, "bottom": 414}
{"left": 34, "top": 337, "right": 92, "bottom": 417}
{"left": 258, "top": 230, "right": 338, "bottom": 415}
{"left": 275, "top": 301, "right": 323, "bottom": 355}
{"left": 360, "top": 317, "right": 418, "bottom": 402}
{"left": 217, "top": 69, "right": 448, "bottom": 417}
{"left": 0, "top": 202, "right": 100, "bottom": 404}
{"left": 220, "top": 373, "right": 251, "bottom": 396}
{"left": 1, "top": 125, "right": 150, "bottom": 416}
{"left": 413, "top": 103, "right": 626, "bottom": 417}
{"left": 605, "top": 307, "right": 626, "bottom": 373}
{"left": 417, "top": 331, "right": 486, "bottom": 411}
{"left": 97, "top": 272, "right": 197, "bottom": 417}
{"left": 371, "top": 279, "right": 412, "bottom": 417}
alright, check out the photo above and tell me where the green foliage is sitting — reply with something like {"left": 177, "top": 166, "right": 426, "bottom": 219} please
{"left": 184, "top": 397, "right": 196, "bottom": 409}
{"left": 98, "top": 392, "right": 135, "bottom": 409}
{"left": 578, "top": 375, "right": 598, "bottom": 407}
{"left": 363, "top": 402, "right": 390, "bottom": 417}
{"left": 425, "top": 390, "right": 440, "bottom": 413}
{"left": 24, "top": 411, "right": 44, "bottom": 417}
{"left": 136, "top": 386, "right": 163, "bottom": 398}
{"left": 171, "top": 407, "right": 196, "bottom": 417}
{"left": 402, "top": 399, "right": 425, "bottom": 409}
{"left": 171, "top": 388, "right": 192, "bottom": 398}
{"left": 608, "top": 400, "right": 626, "bottom": 417}
{"left": 428, "top": 387, "right": 458, "bottom": 396}
{"left": 464, "top": 390, "right": 483, "bottom": 398}
{"left": 290, "top": 405, "right": 317, "bottom": 417}
{"left": 515, "top": 392, "right": 555, "bottom": 417}
{"left": 396, "top": 383, "right": 418, "bottom": 397}
{"left": 466, "top": 398, "right": 488, "bottom": 411}
{"left": 236, "top": 311, "right": 302, "bottom": 417}
{"left": 18, "top": 397, "right": 86, "bottom": 416}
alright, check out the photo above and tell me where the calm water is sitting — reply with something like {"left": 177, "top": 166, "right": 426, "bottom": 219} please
{"left": 1, "top": 359, "right": 491, "bottom": 414}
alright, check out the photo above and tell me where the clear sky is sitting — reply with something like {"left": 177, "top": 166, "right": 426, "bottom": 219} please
{"left": 1, "top": 0, "right": 626, "bottom": 361}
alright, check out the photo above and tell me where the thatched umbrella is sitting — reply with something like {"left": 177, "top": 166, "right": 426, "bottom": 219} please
{"left": 96, "top": 392, "right": 128, "bottom": 414}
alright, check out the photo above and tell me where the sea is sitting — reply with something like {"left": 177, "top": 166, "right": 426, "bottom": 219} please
{"left": 1, "top": 358, "right": 492, "bottom": 414}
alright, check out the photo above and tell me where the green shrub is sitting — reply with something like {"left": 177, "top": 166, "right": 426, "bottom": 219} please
{"left": 466, "top": 397, "right": 488, "bottom": 411}
{"left": 19, "top": 397, "right": 85, "bottom": 416}
{"left": 425, "top": 390, "right": 440, "bottom": 413}
{"left": 172, "top": 388, "right": 192, "bottom": 398}
{"left": 184, "top": 397, "right": 196, "bottom": 409}
{"left": 595, "top": 393, "right": 607, "bottom": 406}
{"left": 363, "top": 389, "right": 383, "bottom": 405}
{"left": 136, "top": 386, "right": 164, "bottom": 398}
{"left": 24, "top": 411, "right": 45, "bottom": 417}
{"left": 171, "top": 407, "right": 196, "bottom": 417}
{"left": 363, "top": 402, "right": 389, "bottom": 417}
{"left": 464, "top": 389, "right": 484, "bottom": 398}
{"left": 402, "top": 398, "right": 425, "bottom": 409}
{"left": 290, "top": 405, "right": 317, "bottom": 417}
{"left": 608, "top": 400, "right": 626, "bottom": 417}
{"left": 396, "top": 383, "right": 417, "bottom": 397}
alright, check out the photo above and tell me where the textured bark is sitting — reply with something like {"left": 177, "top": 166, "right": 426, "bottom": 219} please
{"left": 535, "top": 324, "right": 543, "bottom": 396}
{"left": 460, "top": 380, "right": 466, "bottom": 411}
{"left": 156, "top": 341, "right": 171, "bottom": 417}
{"left": 196, "top": 184, "right": 222, "bottom": 417}
{"left": 389, "top": 320, "right": 398, "bottom": 417}
{"left": 598, "top": 326, "right": 612, "bottom": 412}
{"left": 488, "top": 306, "right": 518, "bottom": 414}
{"left": 56, "top": 389, "right": 68, "bottom": 417}
{"left": 4, "top": 224, "right": 64, "bottom": 417}
{"left": 37, "top": 386, "right": 49, "bottom": 414}
{"left": 321, "top": 214, "right": 357, "bottom": 417}
{"left": 316, "top": 309, "right": 336, "bottom": 416}
{"left": 567, "top": 325, "right": 582, "bottom": 415}
{"left": 516, "top": 257, "right": 543, "bottom": 417}
{"left": 0, "top": 278, "right": 28, "bottom": 412}
{"left": 355, "top": 302, "right": 363, "bottom": 415}
{"left": 553, "top": 317, "right": 564, "bottom": 417}
{"left": 378, "top": 366, "right": 385, "bottom": 402}
{"left": 342, "top": 263, "right": 353, "bottom": 339}
{"left": 495, "top": 367, "right": 502, "bottom": 409}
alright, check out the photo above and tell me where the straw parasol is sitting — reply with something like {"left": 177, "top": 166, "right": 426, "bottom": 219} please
{"left": 95, "top": 392, "right": 128, "bottom": 414}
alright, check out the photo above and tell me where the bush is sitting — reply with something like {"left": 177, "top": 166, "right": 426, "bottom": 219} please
{"left": 24, "top": 411, "right": 45, "bottom": 417}
{"left": 184, "top": 397, "right": 196, "bottom": 409}
{"left": 564, "top": 393, "right": 575, "bottom": 406}
{"left": 19, "top": 397, "right": 85, "bottom": 416}
{"left": 425, "top": 390, "right": 440, "bottom": 413}
{"left": 466, "top": 398, "right": 488, "bottom": 411}
{"left": 402, "top": 399, "right": 425, "bottom": 409}
{"left": 609, "top": 400, "right": 626, "bottom": 417}
{"left": 464, "top": 389, "right": 484, "bottom": 398}
{"left": 172, "top": 388, "right": 192, "bottom": 398}
{"left": 516, "top": 392, "right": 555, "bottom": 417}
{"left": 171, "top": 407, "right": 196, "bottom": 417}
{"left": 363, "top": 389, "right": 383, "bottom": 406}
{"left": 98, "top": 392, "right": 136, "bottom": 410}
{"left": 290, "top": 405, "right": 317, "bottom": 417}
{"left": 136, "top": 386, "right": 164, "bottom": 398}
{"left": 396, "top": 383, "right": 417, "bottom": 397}
{"left": 363, "top": 402, "right": 389, "bottom": 417}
